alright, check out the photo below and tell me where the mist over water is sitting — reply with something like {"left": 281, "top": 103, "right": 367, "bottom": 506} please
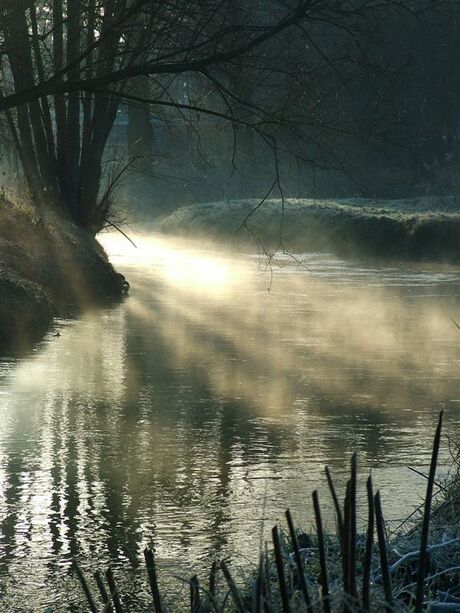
{"left": 0, "top": 230, "right": 460, "bottom": 609}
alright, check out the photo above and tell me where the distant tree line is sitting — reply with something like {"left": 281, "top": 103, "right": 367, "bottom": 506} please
{"left": 0, "top": 1, "right": 458, "bottom": 233}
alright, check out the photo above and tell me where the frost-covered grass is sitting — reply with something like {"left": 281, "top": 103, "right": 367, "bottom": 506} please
{"left": 161, "top": 197, "right": 460, "bottom": 262}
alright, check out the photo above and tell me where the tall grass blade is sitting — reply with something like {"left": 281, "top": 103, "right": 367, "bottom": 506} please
{"left": 415, "top": 410, "right": 444, "bottom": 612}
{"left": 362, "top": 476, "right": 374, "bottom": 611}
{"left": 285, "top": 509, "right": 312, "bottom": 612}
{"left": 190, "top": 575, "right": 201, "bottom": 612}
{"left": 374, "top": 491, "right": 393, "bottom": 612}
{"left": 313, "top": 490, "right": 331, "bottom": 613}
{"left": 272, "top": 525, "right": 291, "bottom": 613}
{"left": 251, "top": 555, "right": 263, "bottom": 613}
{"left": 325, "top": 465, "right": 344, "bottom": 536}
{"left": 209, "top": 560, "right": 217, "bottom": 599}
{"left": 349, "top": 453, "right": 358, "bottom": 599}
{"left": 342, "top": 480, "right": 351, "bottom": 596}
{"left": 263, "top": 548, "right": 274, "bottom": 613}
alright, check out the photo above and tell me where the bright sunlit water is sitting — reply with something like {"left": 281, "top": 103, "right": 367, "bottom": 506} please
{"left": 0, "top": 230, "right": 460, "bottom": 610}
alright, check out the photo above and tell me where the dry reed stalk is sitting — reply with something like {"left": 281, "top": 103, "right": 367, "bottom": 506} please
{"left": 325, "top": 466, "right": 344, "bottom": 536}
{"left": 342, "top": 480, "right": 351, "bottom": 597}
{"left": 251, "top": 555, "right": 264, "bottom": 613}
{"left": 313, "top": 490, "right": 331, "bottom": 613}
{"left": 272, "top": 525, "right": 291, "bottom": 613}
{"left": 415, "top": 410, "right": 444, "bottom": 612}
{"left": 349, "top": 453, "right": 357, "bottom": 599}
{"left": 190, "top": 575, "right": 201, "bottom": 612}
{"left": 374, "top": 491, "right": 393, "bottom": 612}
{"left": 209, "top": 560, "right": 217, "bottom": 600}
{"left": 263, "top": 549, "right": 274, "bottom": 613}
{"left": 285, "top": 509, "right": 312, "bottom": 612}
{"left": 362, "top": 476, "right": 374, "bottom": 611}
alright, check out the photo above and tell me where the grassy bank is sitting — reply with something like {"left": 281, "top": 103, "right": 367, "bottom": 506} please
{"left": 0, "top": 197, "right": 128, "bottom": 353}
{"left": 75, "top": 414, "right": 460, "bottom": 611}
{"left": 161, "top": 197, "right": 460, "bottom": 262}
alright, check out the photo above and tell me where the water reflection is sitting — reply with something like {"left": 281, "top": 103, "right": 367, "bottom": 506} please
{"left": 0, "top": 232, "right": 459, "bottom": 609}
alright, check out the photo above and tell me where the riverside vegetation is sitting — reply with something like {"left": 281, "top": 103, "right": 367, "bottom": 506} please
{"left": 75, "top": 412, "right": 460, "bottom": 612}
{"left": 161, "top": 198, "right": 460, "bottom": 263}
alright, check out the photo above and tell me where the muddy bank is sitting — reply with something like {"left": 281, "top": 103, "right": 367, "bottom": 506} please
{"left": 0, "top": 198, "right": 128, "bottom": 353}
{"left": 161, "top": 197, "right": 460, "bottom": 262}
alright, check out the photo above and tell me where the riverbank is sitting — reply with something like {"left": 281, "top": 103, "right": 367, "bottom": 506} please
{"left": 161, "top": 197, "right": 460, "bottom": 263}
{"left": 0, "top": 197, "right": 128, "bottom": 353}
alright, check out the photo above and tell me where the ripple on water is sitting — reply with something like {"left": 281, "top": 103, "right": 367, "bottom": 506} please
{"left": 0, "top": 233, "right": 459, "bottom": 608}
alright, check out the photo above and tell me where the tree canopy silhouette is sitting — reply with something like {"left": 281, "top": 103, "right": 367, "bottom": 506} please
{"left": 0, "top": 0, "right": 458, "bottom": 232}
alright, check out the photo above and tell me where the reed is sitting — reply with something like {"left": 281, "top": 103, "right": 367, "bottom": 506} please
{"left": 415, "top": 411, "right": 443, "bottom": 611}
{"left": 76, "top": 411, "right": 460, "bottom": 611}
{"left": 361, "top": 476, "right": 374, "bottom": 611}
{"left": 190, "top": 575, "right": 201, "bottom": 612}
{"left": 285, "top": 509, "right": 312, "bottom": 611}
{"left": 312, "top": 490, "right": 331, "bottom": 613}
{"left": 374, "top": 491, "right": 393, "bottom": 612}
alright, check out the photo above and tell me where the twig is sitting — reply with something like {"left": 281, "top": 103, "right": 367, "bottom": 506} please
{"left": 375, "top": 538, "right": 460, "bottom": 581}
{"left": 105, "top": 219, "right": 138, "bottom": 248}
{"left": 406, "top": 465, "right": 446, "bottom": 492}
{"left": 403, "top": 565, "right": 460, "bottom": 591}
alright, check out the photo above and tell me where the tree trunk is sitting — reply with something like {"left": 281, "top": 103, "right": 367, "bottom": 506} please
{"left": 65, "top": 0, "right": 82, "bottom": 216}
{"left": 4, "top": 5, "right": 59, "bottom": 207}
{"left": 127, "top": 76, "right": 154, "bottom": 170}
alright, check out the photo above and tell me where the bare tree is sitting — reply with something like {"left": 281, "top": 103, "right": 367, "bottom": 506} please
{"left": 0, "top": 0, "right": 458, "bottom": 234}
{"left": 0, "top": 0, "right": 314, "bottom": 232}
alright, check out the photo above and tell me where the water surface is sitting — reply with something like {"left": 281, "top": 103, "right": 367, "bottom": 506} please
{"left": 0, "top": 231, "right": 459, "bottom": 610}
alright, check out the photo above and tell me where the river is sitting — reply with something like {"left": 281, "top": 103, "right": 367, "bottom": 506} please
{"left": 0, "top": 230, "right": 459, "bottom": 610}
